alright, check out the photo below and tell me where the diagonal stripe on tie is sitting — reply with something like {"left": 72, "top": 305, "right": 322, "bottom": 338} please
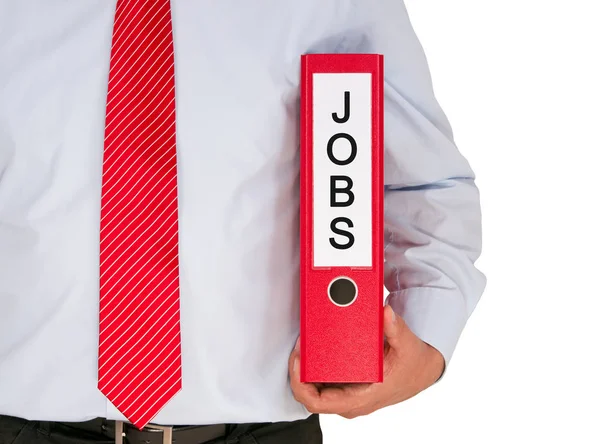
{"left": 98, "top": 0, "right": 182, "bottom": 430}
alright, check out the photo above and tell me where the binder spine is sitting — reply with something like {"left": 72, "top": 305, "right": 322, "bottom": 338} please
{"left": 300, "top": 54, "right": 384, "bottom": 383}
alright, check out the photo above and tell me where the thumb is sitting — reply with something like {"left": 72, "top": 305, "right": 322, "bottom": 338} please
{"left": 383, "top": 304, "right": 407, "bottom": 350}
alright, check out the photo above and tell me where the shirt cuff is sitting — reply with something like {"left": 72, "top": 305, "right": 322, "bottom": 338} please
{"left": 385, "top": 287, "right": 468, "bottom": 380}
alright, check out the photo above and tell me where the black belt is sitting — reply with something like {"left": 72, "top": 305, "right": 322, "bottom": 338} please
{"left": 39, "top": 417, "right": 231, "bottom": 444}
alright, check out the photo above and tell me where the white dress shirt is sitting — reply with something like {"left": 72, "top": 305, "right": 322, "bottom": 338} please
{"left": 0, "top": 0, "right": 486, "bottom": 425}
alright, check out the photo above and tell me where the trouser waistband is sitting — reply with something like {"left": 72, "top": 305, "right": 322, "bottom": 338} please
{"left": 38, "top": 417, "right": 233, "bottom": 444}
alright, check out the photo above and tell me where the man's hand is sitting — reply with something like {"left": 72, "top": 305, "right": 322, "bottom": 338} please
{"left": 288, "top": 305, "right": 445, "bottom": 419}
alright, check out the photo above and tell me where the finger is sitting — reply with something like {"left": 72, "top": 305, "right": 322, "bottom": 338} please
{"left": 315, "top": 382, "right": 371, "bottom": 392}
{"left": 312, "top": 385, "right": 374, "bottom": 415}
{"left": 288, "top": 342, "right": 361, "bottom": 414}
{"left": 323, "top": 386, "right": 381, "bottom": 419}
{"left": 287, "top": 338, "right": 332, "bottom": 412}
{"left": 314, "top": 381, "right": 383, "bottom": 418}
{"left": 319, "top": 382, "right": 376, "bottom": 402}
{"left": 339, "top": 407, "right": 375, "bottom": 420}
{"left": 383, "top": 304, "right": 407, "bottom": 351}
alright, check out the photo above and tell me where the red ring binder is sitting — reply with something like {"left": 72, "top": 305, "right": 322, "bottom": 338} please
{"left": 300, "top": 54, "right": 384, "bottom": 383}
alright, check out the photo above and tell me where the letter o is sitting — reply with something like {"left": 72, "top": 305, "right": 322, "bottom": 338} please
{"left": 327, "top": 133, "right": 357, "bottom": 166}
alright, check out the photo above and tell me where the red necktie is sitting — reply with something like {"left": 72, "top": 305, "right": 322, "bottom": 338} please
{"left": 98, "top": 0, "right": 182, "bottom": 429}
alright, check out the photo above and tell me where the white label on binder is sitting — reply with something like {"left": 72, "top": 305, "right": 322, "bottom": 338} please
{"left": 312, "top": 73, "right": 372, "bottom": 268}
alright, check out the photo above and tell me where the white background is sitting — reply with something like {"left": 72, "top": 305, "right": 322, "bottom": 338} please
{"left": 323, "top": 1, "right": 600, "bottom": 443}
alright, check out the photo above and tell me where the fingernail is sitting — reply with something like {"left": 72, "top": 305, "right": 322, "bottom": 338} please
{"left": 293, "top": 357, "right": 298, "bottom": 373}
{"left": 391, "top": 308, "right": 396, "bottom": 323}
{"left": 294, "top": 336, "right": 300, "bottom": 351}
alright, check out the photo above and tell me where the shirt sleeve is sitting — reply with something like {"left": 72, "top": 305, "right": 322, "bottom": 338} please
{"left": 342, "top": 0, "right": 487, "bottom": 370}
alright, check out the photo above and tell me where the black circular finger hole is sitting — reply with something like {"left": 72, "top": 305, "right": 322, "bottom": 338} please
{"left": 328, "top": 277, "right": 357, "bottom": 307}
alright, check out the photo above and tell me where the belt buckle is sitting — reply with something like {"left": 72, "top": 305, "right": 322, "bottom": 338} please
{"left": 114, "top": 421, "right": 124, "bottom": 444}
{"left": 113, "top": 421, "right": 173, "bottom": 444}
{"left": 144, "top": 423, "right": 174, "bottom": 444}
